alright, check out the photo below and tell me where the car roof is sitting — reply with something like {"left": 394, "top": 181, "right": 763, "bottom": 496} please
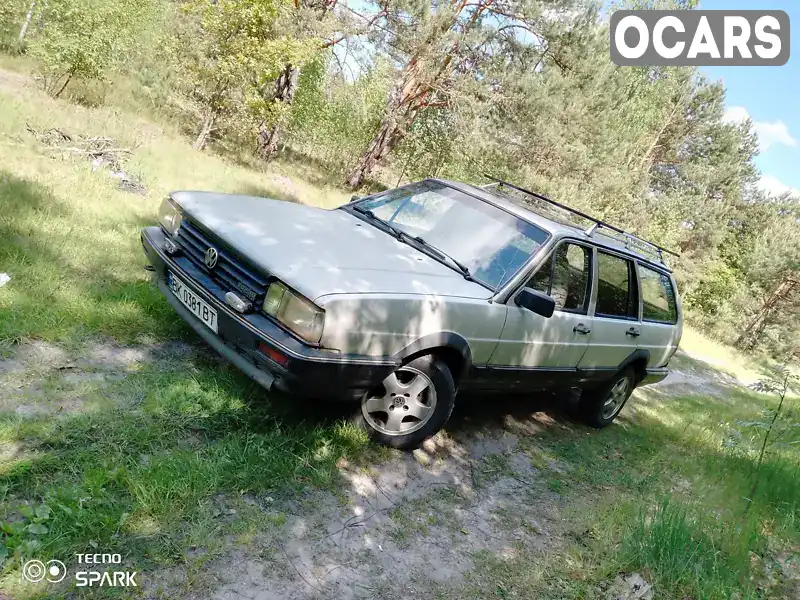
{"left": 431, "top": 178, "right": 674, "bottom": 274}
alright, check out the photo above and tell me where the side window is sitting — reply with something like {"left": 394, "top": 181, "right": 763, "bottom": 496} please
{"left": 526, "top": 243, "right": 591, "bottom": 312}
{"left": 639, "top": 266, "right": 678, "bottom": 323}
{"left": 596, "top": 252, "right": 637, "bottom": 319}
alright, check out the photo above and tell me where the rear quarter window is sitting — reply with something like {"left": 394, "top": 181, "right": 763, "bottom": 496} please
{"left": 639, "top": 265, "right": 678, "bottom": 324}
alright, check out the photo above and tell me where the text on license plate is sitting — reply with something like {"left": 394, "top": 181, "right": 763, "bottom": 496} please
{"left": 168, "top": 272, "right": 218, "bottom": 333}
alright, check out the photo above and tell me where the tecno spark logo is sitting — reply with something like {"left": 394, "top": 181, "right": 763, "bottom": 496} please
{"left": 22, "top": 553, "right": 137, "bottom": 587}
{"left": 21, "top": 559, "right": 67, "bottom": 583}
{"left": 610, "top": 10, "right": 790, "bottom": 66}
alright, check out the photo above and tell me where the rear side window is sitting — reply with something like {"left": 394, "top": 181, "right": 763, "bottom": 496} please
{"left": 639, "top": 266, "right": 678, "bottom": 323}
{"left": 595, "top": 252, "right": 637, "bottom": 319}
{"left": 528, "top": 243, "right": 591, "bottom": 313}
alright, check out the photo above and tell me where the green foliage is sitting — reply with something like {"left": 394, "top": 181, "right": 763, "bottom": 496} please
{"left": 684, "top": 263, "right": 740, "bottom": 316}
{"left": 286, "top": 54, "right": 395, "bottom": 172}
{"left": 0, "top": 1, "right": 29, "bottom": 52}
{"left": 177, "top": 0, "right": 318, "bottom": 147}
{"left": 27, "top": 0, "right": 155, "bottom": 97}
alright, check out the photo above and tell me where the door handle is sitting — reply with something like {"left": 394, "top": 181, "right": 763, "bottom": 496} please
{"left": 626, "top": 327, "right": 641, "bottom": 337}
{"left": 573, "top": 324, "right": 591, "bottom": 335}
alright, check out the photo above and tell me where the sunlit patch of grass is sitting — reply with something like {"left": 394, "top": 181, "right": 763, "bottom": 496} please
{"left": 678, "top": 327, "right": 768, "bottom": 384}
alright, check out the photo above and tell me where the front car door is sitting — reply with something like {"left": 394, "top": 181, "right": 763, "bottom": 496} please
{"left": 635, "top": 262, "right": 682, "bottom": 367}
{"left": 487, "top": 240, "right": 594, "bottom": 389}
{"left": 578, "top": 249, "right": 641, "bottom": 374}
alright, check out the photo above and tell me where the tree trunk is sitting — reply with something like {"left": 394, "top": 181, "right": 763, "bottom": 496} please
{"left": 53, "top": 70, "right": 73, "bottom": 98}
{"left": 345, "top": 58, "right": 431, "bottom": 188}
{"left": 257, "top": 64, "right": 299, "bottom": 160}
{"left": 18, "top": 0, "right": 36, "bottom": 44}
{"left": 193, "top": 111, "right": 217, "bottom": 151}
{"left": 346, "top": 112, "right": 404, "bottom": 188}
{"left": 257, "top": 123, "right": 282, "bottom": 159}
{"left": 735, "top": 276, "right": 798, "bottom": 351}
{"left": 342, "top": 0, "right": 475, "bottom": 188}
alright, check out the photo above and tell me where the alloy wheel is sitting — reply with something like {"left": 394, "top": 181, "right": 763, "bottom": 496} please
{"left": 361, "top": 366, "right": 438, "bottom": 436}
{"left": 601, "top": 377, "right": 629, "bottom": 419}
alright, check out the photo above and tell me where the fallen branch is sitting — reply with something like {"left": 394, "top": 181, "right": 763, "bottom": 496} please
{"left": 26, "top": 123, "right": 146, "bottom": 194}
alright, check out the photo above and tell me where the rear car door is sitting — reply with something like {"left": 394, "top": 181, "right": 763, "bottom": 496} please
{"left": 489, "top": 241, "right": 594, "bottom": 386}
{"left": 578, "top": 250, "right": 641, "bottom": 370}
{"left": 635, "top": 262, "right": 681, "bottom": 366}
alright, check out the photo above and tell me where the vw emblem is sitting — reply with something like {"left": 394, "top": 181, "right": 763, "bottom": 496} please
{"left": 204, "top": 247, "right": 219, "bottom": 269}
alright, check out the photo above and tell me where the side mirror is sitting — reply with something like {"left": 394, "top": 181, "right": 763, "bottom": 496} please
{"left": 514, "top": 288, "right": 555, "bottom": 318}
{"left": 350, "top": 195, "right": 361, "bottom": 203}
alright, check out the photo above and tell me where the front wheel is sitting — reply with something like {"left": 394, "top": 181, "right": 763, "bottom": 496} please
{"left": 356, "top": 355, "right": 456, "bottom": 450}
{"left": 577, "top": 367, "right": 635, "bottom": 428}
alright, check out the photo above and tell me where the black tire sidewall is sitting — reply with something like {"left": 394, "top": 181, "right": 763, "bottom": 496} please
{"left": 580, "top": 367, "right": 635, "bottom": 428}
{"left": 355, "top": 355, "right": 456, "bottom": 450}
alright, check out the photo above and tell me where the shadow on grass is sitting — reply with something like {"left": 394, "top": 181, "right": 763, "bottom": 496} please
{"left": 217, "top": 141, "right": 390, "bottom": 196}
{"left": 0, "top": 170, "right": 188, "bottom": 344}
{"left": 273, "top": 147, "right": 389, "bottom": 195}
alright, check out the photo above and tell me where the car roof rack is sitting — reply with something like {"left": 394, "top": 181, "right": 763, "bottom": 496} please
{"left": 481, "top": 176, "right": 680, "bottom": 265}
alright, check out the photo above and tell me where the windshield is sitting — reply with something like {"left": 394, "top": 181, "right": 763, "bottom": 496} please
{"left": 354, "top": 181, "right": 550, "bottom": 290}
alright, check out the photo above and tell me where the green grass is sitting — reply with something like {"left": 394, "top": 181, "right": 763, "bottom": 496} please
{"left": 1, "top": 361, "right": 372, "bottom": 598}
{"left": 0, "top": 64, "right": 350, "bottom": 345}
{"left": 619, "top": 498, "right": 761, "bottom": 599}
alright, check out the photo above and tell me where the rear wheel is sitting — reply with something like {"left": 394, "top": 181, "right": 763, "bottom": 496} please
{"left": 578, "top": 367, "right": 635, "bottom": 428}
{"left": 357, "top": 355, "right": 455, "bottom": 450}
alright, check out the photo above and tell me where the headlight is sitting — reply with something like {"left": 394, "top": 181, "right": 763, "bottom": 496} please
{"left": 262, "top": 282, "right": 325, "bottom": 344}
{"left": 158, "top": 197, "right": 182, "bottom": 235}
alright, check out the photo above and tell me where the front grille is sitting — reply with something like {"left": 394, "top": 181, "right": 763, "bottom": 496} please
{"left": 175, "top": 219, "right": 270, "bottom": 302}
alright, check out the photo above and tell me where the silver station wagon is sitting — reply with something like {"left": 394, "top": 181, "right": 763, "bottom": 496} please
{"left": 140, "top": 178, "right": 682, "bottom": 449}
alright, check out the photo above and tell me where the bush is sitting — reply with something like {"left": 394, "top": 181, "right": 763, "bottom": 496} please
{"left": 27, "top": 0, "right": 154, "bottom": 98}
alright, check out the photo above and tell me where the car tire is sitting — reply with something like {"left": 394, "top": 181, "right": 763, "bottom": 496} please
{"left": 578, "top": 367, "right": 635, "bottom": 428}
{"left": 355, "top": 355, "right": 456, "bottom": 450}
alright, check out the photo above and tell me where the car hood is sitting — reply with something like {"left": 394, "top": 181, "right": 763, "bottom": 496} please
{"left": 171, "top": 191, "right": 493, "bottom": 302}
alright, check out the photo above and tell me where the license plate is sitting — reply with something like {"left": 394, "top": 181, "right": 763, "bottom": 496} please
{"left": 168, "top": 272, "right": 218, "bottom": 333}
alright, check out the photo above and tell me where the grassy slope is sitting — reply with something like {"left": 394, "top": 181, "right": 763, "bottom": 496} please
{"left": 0, "top": 66, "right": 349, "bottom": 345}
{"left": 0, "top": 69, "right": 373, "bottom": 598}
{"left": 0, "top": 67, "right": 797, "bottom": 600}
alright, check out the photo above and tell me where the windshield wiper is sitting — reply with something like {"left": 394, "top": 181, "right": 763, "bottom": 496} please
{"left": 350, "top": 204, "right": 482, "bottom": 285}
{"left": 403, "top": 234, "right": 475, "bottom": 281}
{"left": 352, "top": 205, "right": 405, "bottom": 238}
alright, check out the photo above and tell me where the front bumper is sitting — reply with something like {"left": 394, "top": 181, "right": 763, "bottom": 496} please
{"left": 140, "top": 226, "right": 398, "bottom": 400}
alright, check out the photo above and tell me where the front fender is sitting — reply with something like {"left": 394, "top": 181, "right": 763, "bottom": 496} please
{"left": 393, "top": 332, "right": 473, "bottom": 380}
{"left": 316, "top": 293, "right": 505, "bottom": 368}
